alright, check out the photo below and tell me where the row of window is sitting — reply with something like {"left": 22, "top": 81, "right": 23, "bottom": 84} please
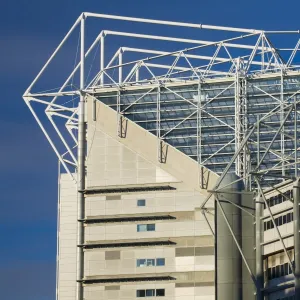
{"left": 267, "top": 262, "right": 293, "bottom": 280}
{"left": 137, "top": 289, "right": 165, "bottom": 297}
{"left": 137, "top": 224, "right": 155, "bottom": 232}
{"left": 137, "top": 258, "right": 165, "bottom": 267}
{"left": 264, "top": 212, "right": 293, "bottom": 231}
{"left": 267, "top": 190, "right": 292, "bottom": 207}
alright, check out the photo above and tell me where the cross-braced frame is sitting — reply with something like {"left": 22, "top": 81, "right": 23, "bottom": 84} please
{"left": 23, "top": 12, "right": 300, "bottom": 300}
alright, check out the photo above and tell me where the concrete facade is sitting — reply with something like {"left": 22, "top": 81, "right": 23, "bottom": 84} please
{"left": 261, "top": 182, "right": 296, "bottom": 299}
{"left": 57, "top": 96, "right": 219, "bottom": 300}
{"left": 56, "top": 92, "right": 297, "bottom": 300}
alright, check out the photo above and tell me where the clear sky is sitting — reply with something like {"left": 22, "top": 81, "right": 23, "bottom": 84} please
{"left": 1, "top": 0, "right": 300, "bottom": 299}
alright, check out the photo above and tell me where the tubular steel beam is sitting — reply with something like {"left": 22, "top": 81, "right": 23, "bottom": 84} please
{"left": 76, "top": 15, "right": 85, "bottom": 300}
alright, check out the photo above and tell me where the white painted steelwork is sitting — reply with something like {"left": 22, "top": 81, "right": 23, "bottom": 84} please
{"left": 23, "top": 12, "right": 300, "bottom": 300}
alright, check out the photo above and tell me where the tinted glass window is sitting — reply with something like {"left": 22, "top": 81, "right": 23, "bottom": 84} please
{"left": 147, "top": 224, "right": 155, "bottom": 231}
{"left": 137, "top": 259, "right": 146, "bottom": 267}
{"left": 146, "top": 289, "right": 155, "bottom": 297}
{"left": 137, "top": 224, "right": 155, "bottom": 232}
{"left": 137, "top": 224, "right": 147, "bottom": 232}
{"left": 156, "top": 289, "right": 165, "bottom": 296}
{"left": 137, "top": 199, "right": 146, "bottom": 206}
{"left": 137, "top": 290, "right": 146, "bottom": 297}
{"left": 156, "top": 258, "right": 165, "bottom": 266}
{"left": 146, "top": 259, "right": 155, "bottom": 266}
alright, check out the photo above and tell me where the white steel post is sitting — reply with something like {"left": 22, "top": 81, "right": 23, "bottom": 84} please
{"left": 255, "top": 195, "right": 264, "bottom": 300}
{"left": 294, "top": 179, "right": 300, "bottom": 297}
{"left": 136, "top": 66, "right": 140, "bottom": 82}
{"left": 157, "top": 86, "right": 161, "bottom": 162}
{"left": 119, "top": 49, "right": 123, "bottom": 84}
{"left": 100, "top": 34, "right": 105, "bottom": 85}
{"left": 76, "top": 13, "right": 85, "bottom": 300}
{"left": 280, "top": 70, "right": 285, "bottom": 178}
{"left": 197, "top": 82, "right": 203, "bottom": 188}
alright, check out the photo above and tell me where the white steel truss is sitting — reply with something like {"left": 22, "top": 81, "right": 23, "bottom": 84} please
{"left": 23, "top": 12, "right": 300, "bottom": 300}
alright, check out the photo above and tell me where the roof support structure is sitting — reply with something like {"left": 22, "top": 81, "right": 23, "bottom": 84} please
{"left": 23, "top": 12, "right": 300, "bottom": 300}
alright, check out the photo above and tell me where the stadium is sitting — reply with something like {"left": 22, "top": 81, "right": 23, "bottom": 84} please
{"left": 23, "top": 12, "right": 300, "bottom": 300}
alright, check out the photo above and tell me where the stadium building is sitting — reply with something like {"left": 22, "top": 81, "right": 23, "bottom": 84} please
{"left": 23, "top": 12, "right": 300, "bottom": 300}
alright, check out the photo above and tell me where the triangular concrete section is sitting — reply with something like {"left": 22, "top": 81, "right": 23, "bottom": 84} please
{"left": 86, "top": 95, "right": 219, "bottom": 197}
{"left": 86, "top": 124, "right": 179, "bottom": 188}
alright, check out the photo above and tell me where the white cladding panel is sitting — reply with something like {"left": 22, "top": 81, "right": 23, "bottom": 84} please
{"left": 58, "top": 174, "right": 77, "bottom": 300}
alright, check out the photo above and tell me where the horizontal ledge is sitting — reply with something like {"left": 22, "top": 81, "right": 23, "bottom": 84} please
{"left": 207, "top": 190, "right": 253, "bottom": 195}
{"left": 84, "top": 184, "right": 177, "bottom": 195}
{"left": 81, "top": 275, "right": 176, "bottom": 284}
{"left": 262, "top": 234, "right": 294, "bottom": 247}
{"left": 81, "top": 214, "right": 176, "bottom": 224}
{"left": 81, "top": 240, "right": 177, "bottom": 249}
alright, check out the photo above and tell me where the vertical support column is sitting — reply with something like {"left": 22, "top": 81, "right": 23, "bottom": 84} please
{"left": 136, "top": 65, "right": 140, "bottom": 82}
{"left": 280, "top": 70, "right": 285, "bottom": 177}
{"left": 293, "top": 179, "right": 300, "bottom": 297}
{"left": 76, "top": 14, "right": 85, "bottom": 300}
{"left": 197, "top": 82, "right": 204, "bottom": 188}
{"left": 157, "top": 85, "right": 162, "bottom": 162}
{"left": 119, "top": 50, "right": 123, "bottom": 84}
{"left": 256, "top": 114, "right": 264, "bottom": 300}
{"left": 100, "top": 34, "right": 105, "bottom": 85}
{"left": 235, "top": 61, "right": 249, "bottom": 188}
{"left": 295, "top": 99, "right": 298, "bottom": 178}
{"left": 255, "top": 195, "right": 264, "bottom": 300}
{"left": 216, "top": 174, "right": 243, "bottom": 300}
{"left": 261, "top": 37, "right": 265, "bottom": 72}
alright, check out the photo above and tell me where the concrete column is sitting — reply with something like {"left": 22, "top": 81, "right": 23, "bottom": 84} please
{"left": 293, "top": 179, "right": 300, "bottom": 297}
{"left": 255, "top": 196, "right": 264, "bottom": 300}
{"left": 216, "top": 174, "right": 243, "bottom": 300}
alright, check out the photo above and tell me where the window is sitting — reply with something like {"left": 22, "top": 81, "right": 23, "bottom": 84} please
{"left": 137, "top": 258, "right": 165, "bottom": 267}
{"left": 267, "top": 190, "right": 293, "bottom": 208}
{"left": 146, "top": 259, "right": 155, "bottom": 266}
{"left": 137, "top": 224, "right": 147, "bottom": 232}
{"left": 147, "top": 224, "right": 155, "bottom": 231}
{"left": 283, "top": 214, "right": 287, "bottom": 224}
{"left": 264, "top": 212, "right": 293, "bottom": 231}
{"left": 137, "top": 199, "right": 146, "bottom": 206}
{"left": 146, "top": 290, "right": 155, "bottom": 297}
{"left": 137, "top": 224, "right": 155, "bottom": 232}
{"left": 267, "top": 262, "right": 294, "bottom": 280}
{"left": 156, "top": 289, "right": 165, "bottom": 297}
{"left": 136, "top": 289, "right": 165, "bottom": 297}
{"left": 137, "top": 290, "right": 146, "bottom": 297}
{"left": 137, "top": 259, "right": 146, "bottom": 267}
{"left": 156, "top": 258, "right": 165, "bottom": 266}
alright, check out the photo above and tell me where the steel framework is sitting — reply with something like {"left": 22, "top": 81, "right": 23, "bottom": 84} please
{"left": 23, "top": 12, "right": 300, "bottom": 300}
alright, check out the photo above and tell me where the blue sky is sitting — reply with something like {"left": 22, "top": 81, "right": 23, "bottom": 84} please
{"left": 1, "top": 0, "right": 300, "bottom": 299}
